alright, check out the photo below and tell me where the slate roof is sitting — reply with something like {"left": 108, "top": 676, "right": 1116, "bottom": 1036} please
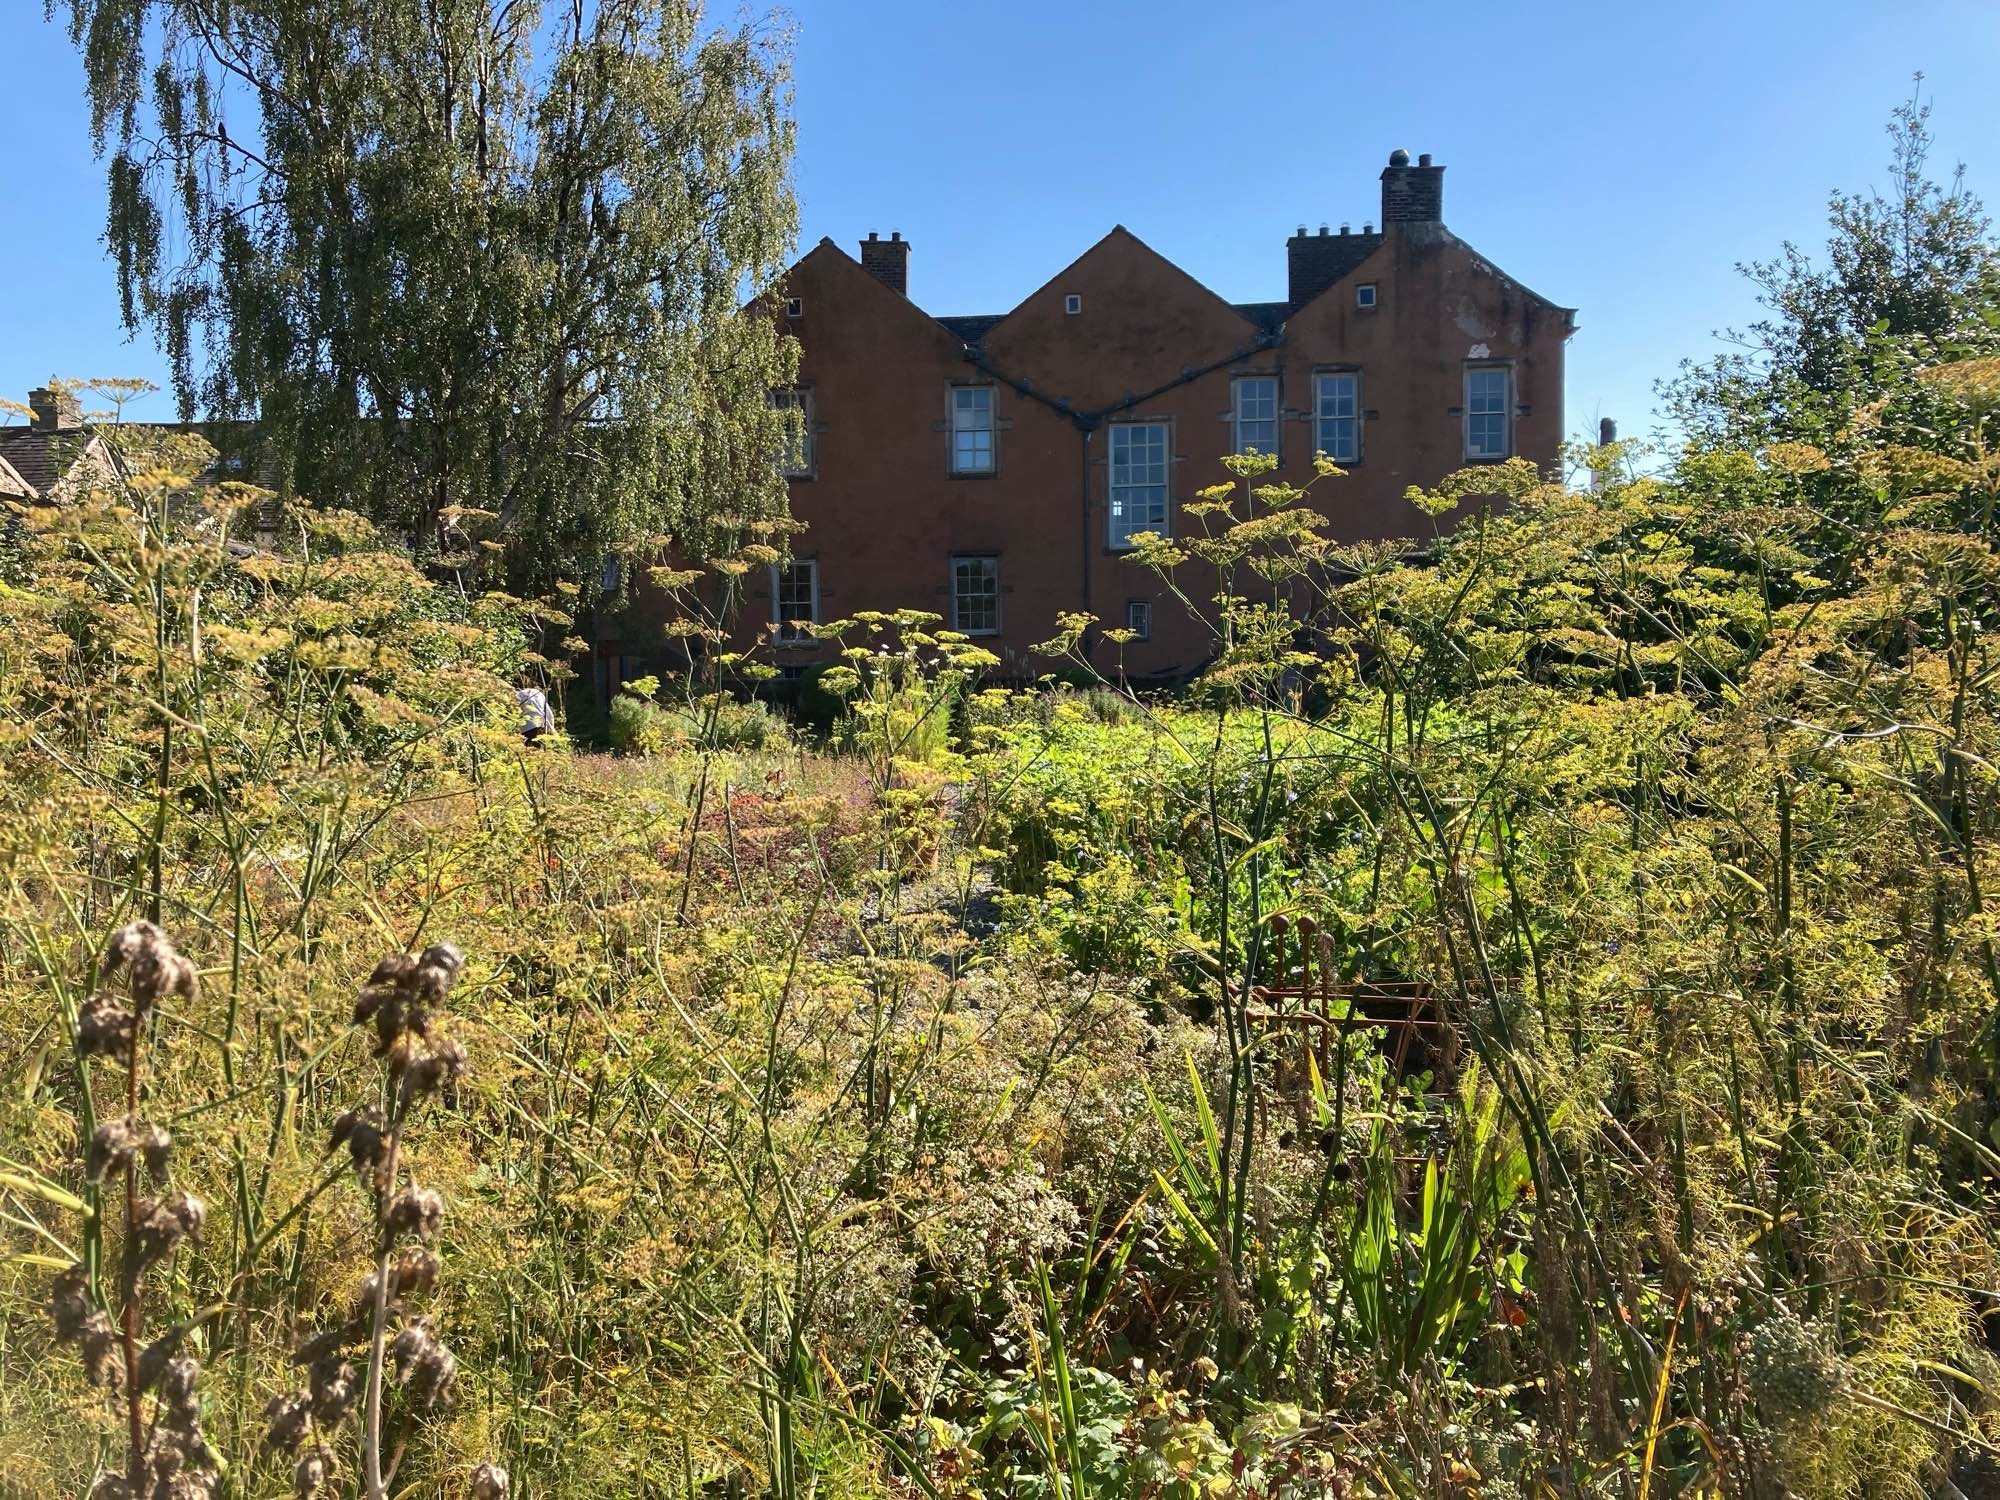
{"left": 0, "top": 426, "right": 77, "bottom": 496}
{"left": 0, "top": 424, "right": 126, "bottom": 500}
{"left": 935, "top": 313, "right": 1008, "bottom": 346}
{"left": 0, "top": 449, "right": 33, "bottom": 499}
{"left": 1232, "top": 302, "right": 1291, "bottom": 335}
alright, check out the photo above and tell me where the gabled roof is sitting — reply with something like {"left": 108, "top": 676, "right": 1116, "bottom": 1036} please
{"left": 992, "top": 224, "right": 1263, "bottom": 339}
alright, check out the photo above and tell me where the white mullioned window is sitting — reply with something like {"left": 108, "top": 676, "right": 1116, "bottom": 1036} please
{"left": 1232, "top": 375, "right": 1279, "bottom": 458}
{"left": 1464, "top": 366, "right": 1511, "bottom": 460}
{"left": 950, "top": 554, "right": 1001, "bottom": 635}
{"left": 1314, "top": 371, "right": 1360, "bottom": 463}
{"left": 770, "top": 388, "right": 813, "bottom": 476}
{"left": 1108, "top": 422, "right": 1169, "bottom": 548}
{"left": 770, "top": 559, "right": 818, "bottom": 644}
{"left": 950, "top": 385, "right": 996, "bottom": 474}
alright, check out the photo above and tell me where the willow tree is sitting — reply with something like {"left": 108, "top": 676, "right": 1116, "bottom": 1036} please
{"left": 60, "top": 0, "right": 799, "bottom": 581}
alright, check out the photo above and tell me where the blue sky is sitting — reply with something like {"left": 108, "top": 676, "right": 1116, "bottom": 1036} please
{"left": 5, "top": 0, "right": 1999, "bottom": 449}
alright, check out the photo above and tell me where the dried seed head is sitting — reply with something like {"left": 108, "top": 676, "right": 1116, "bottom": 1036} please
{"left": 390, "top": 1317, "right": 460, "bottom": 1404}
{"left": 85, "top": 1118, "right": 137, "bottom": 1183}
{"left": 389, "top": 1245, "right": 439, "bottom": 1300}
{"left": 293, "top": 1451, "right": 328, "bottom": 1496}
{"left": 103, "top": 921, "right": 198, "bottom": 1011}
{"left": 366, "top": 953, "right": 419, "bottom": 990}
{"left": 416, "top": 942, "right": 464, "bottom": 993}
{"left": 385, "top": 1186, "right": 444, "bottom": 1243}
{"left": 263, "top": 1391, "right": 312, "bottom": 1454}
{"left": 471, "top": 1462, "right": 511, "bottom": 1499}
{"left": 291, "top": 1326, "right": 355, "bottom": 1367}
{"left": 89, "top": 1477, "right": 131, "bottom": 1500}
{"left": 308, "top": 1356, "right": 359, "bottom": 1427}
{"left": 49, "top": 1262, "right": 91, "bottom": 1342}
{"left": 80, "top": 1309, "right": 122, "bottom": 1389}
{"left": 331, "top": 1107, "right": 386, "bottom": 1177}
{"left": 383, "top": 1030, "right": 423, "bottom": 1078}
{"left": 139, "top": 1120, "right": 174, "bottom": 1179}
{"left": 159, "top": 1354, "right": 202, "bottom": 1406}
{"left": 77, "top": 995, "right": 137, "bottom": 1056}
{"left": 132, "top": 1189, "right": 206, "bottom": 1266}
{"left": 409, "top": 1035, "right": 468, "bottom": 1094}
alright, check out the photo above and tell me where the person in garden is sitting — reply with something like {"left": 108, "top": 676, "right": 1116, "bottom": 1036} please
{"left": 515, "top": 675, "right": 556, "bottom": 746}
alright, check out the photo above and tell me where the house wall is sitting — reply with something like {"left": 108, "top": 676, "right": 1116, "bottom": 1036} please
{"left": 602, "top": 158, "right": 1573, "bottom": 686}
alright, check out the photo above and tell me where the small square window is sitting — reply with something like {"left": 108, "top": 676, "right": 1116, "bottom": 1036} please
{"left": 785, "top": 297, "right": 803, "bottom": 318}
{"left": 1355, "top": 284, "right": 1377, "bottom": 309}
{"left": 1064, "top": 294, "right": 1083, "bottom": 315}
{"left": 1125, "top": 599, "right": 1151, "bottom": 641}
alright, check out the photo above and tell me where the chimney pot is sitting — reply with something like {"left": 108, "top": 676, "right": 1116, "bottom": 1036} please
{"left": 1363, "top": 222, "right": 1373, "bottom": 234}
{"left": 1318, "top": 223, "right": 1330, "bottom": 236}
{"left": 1296, "top": 224, "right": 1307, "bottom": 238}
{"left": 891, "top": 230, "right": 901, "bottom": 242}
{"left": 1340, "top": 223, "right": 1350, "bottom": 235}
{"left": 1380, "top": 151, "right": 1444, "bottom": 225}
{"left": 1599, "top": 417, "right": 1617, "bottom": 445}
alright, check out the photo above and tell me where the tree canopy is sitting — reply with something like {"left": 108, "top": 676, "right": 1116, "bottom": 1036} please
{"left": 60, "top": 0, "right": 801, "bottom": 581}
{"left": 1663, "top": 83, "right": 1998, "bottom": 448}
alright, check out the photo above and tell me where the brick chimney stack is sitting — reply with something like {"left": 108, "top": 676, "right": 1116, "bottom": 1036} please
{"left": 29, "top": 386, "right": 83, "bottom": 433}
{"left": 860, "top": 231, "right": 909, "bottom": 296}
{"left": 1379, "top": 148, "right": 1444, "bottom": 226}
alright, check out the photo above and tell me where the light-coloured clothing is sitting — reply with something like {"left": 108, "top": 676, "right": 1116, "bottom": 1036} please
{"left": 516, "top": 686, "right": 555, "bottom": 734}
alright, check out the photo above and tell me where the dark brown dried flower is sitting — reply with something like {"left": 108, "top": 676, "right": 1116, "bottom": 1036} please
{"left": 133, "top": 1189, "right": 206, "bottom": 1266}
{"left": 85, "top": 1118, "right": 137, "bottom": 1183}
{"left": 159, "top": 1354, "right": 202, "bottom": 1406}
{"left": 308, "top": 1356, "right": 359, "bottom": 1427}
{"left": 139, "top": 1120, "right": 173, "bottom": 1179}
{"left": 290, "top": 1327, "right": 356, "bottom": 1367}
{"left": 76, "top": 994, "right": 137, "bottom": 1056}
{"left": 385, "top": 1186, "right": 444, "bottom": 1243}
{"left": 389, "top": 1319, "right": 458, "bottom": 1410}
{"left": 389, "top": 1245, "right": 439, "bottom": 1300}
{"left": 263, "top": 1391, "right": 312, "bottom": 1454}
{"left": 80, "top": 1309, "right": 122, "bottom": 1389}
{"left": 293, "top": 1451, "right": 328, "bottom": 1496}
{"left": 103, "top": 920, "right": 198, "bottom": 1012}
{"left": 409, "top": 1036, "right": 469, "bottom": 1094}
{"left": 471, "top": 1462, "right": 511, "bottom": 1499}
{"left": 49, "top": 1262, "right": 91, "bottom": 1342}
{"left": 88, "top": 1477, "right": 131, "bottom": 1500}
{"left": 331, "top": 1107, "right": 386, "bottom": 1177}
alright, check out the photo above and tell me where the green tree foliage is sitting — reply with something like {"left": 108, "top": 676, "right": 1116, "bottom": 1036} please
{"left": 1664, "top": 81, "right": 1997, "bottom": 446}
{"left": 57, "top": 0, "right": 801, "bottom": 581}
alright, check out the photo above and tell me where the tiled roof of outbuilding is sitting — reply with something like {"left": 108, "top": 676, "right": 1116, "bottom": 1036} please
{"left": 0, "top": 426, "right": 77, "bottom": 496}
